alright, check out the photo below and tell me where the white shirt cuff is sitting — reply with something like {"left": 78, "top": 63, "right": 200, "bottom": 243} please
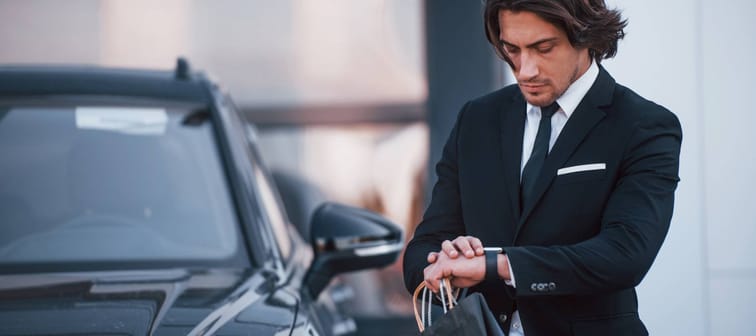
{"left": 505, "top": 257, "right": 516, "bottom": 288}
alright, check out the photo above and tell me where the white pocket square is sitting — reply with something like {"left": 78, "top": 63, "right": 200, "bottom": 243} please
{"left": 557, "top": 163, "right": 606, "bottom": 176}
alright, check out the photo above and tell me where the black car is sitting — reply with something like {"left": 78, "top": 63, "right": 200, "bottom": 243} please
{"left": 0, "top": 60, "right": 402, "bottom": 335}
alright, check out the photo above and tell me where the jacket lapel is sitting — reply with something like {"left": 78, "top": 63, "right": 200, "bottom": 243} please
{"left": 514, "top": 67, "right": 616, "bottom": 239}
{"left": 500, "top": 92, "right": 526, "bottom": 222}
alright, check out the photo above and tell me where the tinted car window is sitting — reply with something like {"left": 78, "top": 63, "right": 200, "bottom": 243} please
{"left": 252, "top": 166, "right": 292, "bottom": 260}
{"left": 0, "top": 101, "right": 241, "bottom": 263}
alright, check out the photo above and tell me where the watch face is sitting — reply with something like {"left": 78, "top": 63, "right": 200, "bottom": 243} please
{"left": 483, "top": 247, "right": 503, "bottom": 253}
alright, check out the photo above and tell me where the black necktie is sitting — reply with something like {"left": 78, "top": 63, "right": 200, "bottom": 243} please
{"left": 520, "top": 102, "right": 559, "bottom": 209}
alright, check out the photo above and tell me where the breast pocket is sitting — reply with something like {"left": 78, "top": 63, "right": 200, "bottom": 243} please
{"left": 552, "top": 169, "right": 606, "bottom": 186}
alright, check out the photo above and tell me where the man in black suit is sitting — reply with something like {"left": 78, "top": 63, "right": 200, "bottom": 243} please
{"left": 403, "top": 0, "right": 682, "bottom": 335}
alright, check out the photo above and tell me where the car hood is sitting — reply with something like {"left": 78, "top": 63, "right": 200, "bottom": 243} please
{"left": 0, "top": 268, "right": 298, "bottom": 336}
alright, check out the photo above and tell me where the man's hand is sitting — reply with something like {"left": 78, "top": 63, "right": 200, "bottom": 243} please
{"left": 423, "top": 236, "right": 486, "bottom": 292}
{"left": 426, "top": 236, "right": 485, "bottom": 263}
{"left": 423, "top": 249, "right": 485, "bottom": 292}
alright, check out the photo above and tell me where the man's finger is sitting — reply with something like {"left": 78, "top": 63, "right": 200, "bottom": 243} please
{"left": 423, "top": 265, "right": 440, "bottom": 293}
{"left": 427, "top": 251, "right": 439, "bottom": 263}
{"left": 468, "top": 236, "right": 485, "bottom": 256}
{"left": 453, "top": 236, "right": 475, "bottom": 258}
{"left": 441, "top": 240, "right": 459, "bottom": 258}
{"left": 425, "top": 279, "right": 438, "bottom": 293}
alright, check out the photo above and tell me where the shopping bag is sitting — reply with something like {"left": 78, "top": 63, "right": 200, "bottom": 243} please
{"left": 413, "top": 278, "right": 505, "bottom": 336}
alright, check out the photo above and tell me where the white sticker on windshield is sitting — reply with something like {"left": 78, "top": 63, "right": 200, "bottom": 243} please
{"left": 75, "top": 107, "right": 168, "bottom": 135}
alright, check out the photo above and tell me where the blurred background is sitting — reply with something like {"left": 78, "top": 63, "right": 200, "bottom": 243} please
{"left": 0, "top": 0, "right": 754, "bottom": 334}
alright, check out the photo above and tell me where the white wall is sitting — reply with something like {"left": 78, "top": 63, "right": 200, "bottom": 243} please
{"left": 0, "top": 0, "right": 101, "bottom": 64}
{"left": 0, "top": 0, "right": 425, "bottom": 107}
{"left": 700, "top": 1, "right": 756, "bottom": 335}
{"left": 603, "top": 1, "right": 756, "bottom": 334}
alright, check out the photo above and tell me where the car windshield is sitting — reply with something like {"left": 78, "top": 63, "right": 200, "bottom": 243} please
{"left": 0, "top": 98, "right": 242, "bottom": 266}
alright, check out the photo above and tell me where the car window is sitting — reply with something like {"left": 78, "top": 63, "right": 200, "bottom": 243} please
{"left": 0, "top": 101, "right": 242, "bottom": 264}
{"left": 252, "top": 166, "right": 292, "bottom": 261}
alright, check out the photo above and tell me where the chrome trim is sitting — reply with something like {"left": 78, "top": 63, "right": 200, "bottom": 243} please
{"left": 186, "top": 272, "right": 268, "bottom": 336}
{"left": 483, "top": 247, "right": 503, "bottom": 253}
{"left": 353, "top": 242, "right": 403, "bottom": 257}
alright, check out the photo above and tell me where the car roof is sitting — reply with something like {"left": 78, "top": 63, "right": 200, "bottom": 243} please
{"left": 0, "top": 61, "right": 213, "bottom": 104}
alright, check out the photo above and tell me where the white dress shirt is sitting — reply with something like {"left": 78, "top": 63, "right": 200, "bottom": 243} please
{"left": 507, "top": 60, "right": 600, "bottom": 336}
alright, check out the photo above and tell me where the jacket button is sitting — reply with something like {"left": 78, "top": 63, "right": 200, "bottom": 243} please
{"left": 499, "top": 313, "right": 508, "bottom": 323}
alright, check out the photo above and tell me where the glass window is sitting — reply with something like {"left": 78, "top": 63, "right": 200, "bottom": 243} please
{"left": 0, "top": 100, "right": 241, "bottom": 264}
{"left": 253, "top": 167, "right": 292, "bottom": 261}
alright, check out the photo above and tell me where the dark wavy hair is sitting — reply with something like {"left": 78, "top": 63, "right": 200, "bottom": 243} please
{"left": 484, "top": 0, "right": 627, "bottom": 65}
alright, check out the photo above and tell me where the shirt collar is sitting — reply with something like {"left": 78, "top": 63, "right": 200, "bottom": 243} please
{"left": 526, "top": 60, "right": 599, "bottom": 118}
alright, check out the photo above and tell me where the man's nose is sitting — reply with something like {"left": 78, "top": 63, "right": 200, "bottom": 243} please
{"left": 517, "top": 54, "right": 539, "bottom": 81}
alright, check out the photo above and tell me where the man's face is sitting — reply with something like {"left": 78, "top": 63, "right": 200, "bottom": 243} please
{"left": 498, "top": 10, "right": 591, "bottom": 107}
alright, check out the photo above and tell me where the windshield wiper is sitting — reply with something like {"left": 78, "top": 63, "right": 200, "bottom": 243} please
{"left": 182, "top": 110, "right": 210, "bottom": 126}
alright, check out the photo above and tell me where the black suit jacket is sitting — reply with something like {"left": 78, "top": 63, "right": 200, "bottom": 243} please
{"left": 404, "top": 67, "right": 682, "bottom": 336}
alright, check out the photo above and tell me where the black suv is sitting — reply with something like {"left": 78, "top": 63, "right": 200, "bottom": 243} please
{"left": 0, "top": 60, "right": 402, "bottom": 335}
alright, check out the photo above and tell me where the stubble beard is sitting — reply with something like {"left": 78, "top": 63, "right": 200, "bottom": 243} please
{"left": 526, "top": 65, "right": 581, "bottom": 107}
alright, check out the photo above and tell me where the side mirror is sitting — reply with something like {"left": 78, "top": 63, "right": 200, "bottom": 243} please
{"left": 303, "top": 202, "right": 403, "bottom": 299}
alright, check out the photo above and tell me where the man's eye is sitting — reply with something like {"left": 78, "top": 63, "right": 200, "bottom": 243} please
{"left": 505, "top": 47, "right": 519, "bottom": 54}
{"left": 537, "top": 46, "right": 554, "bottom": 53}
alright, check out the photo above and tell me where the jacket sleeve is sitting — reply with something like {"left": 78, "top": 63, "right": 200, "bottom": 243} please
{"left": 403, "top": 102, "right": 469, "bottom": 294}
{"left": 504, "top": 109, "right": 682, "bottom": 297}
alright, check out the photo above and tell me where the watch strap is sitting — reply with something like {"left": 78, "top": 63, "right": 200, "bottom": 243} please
{"left": 485, "top": 249, "right": 500, "bottom": 281}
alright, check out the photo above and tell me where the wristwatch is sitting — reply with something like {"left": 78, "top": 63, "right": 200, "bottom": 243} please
{"left": 484, "top": 247, "right": 503, "bottom": 281}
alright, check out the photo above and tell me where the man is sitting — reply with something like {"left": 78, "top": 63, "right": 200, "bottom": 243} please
{"left": 403, "top": 0, "right": 682, "bottom": 335}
